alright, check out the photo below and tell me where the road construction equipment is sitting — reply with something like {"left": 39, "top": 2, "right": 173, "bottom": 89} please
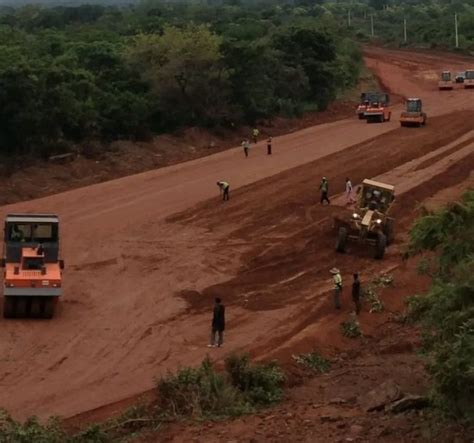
{"left": 364, "top": 93, "right": 391, "bottom": 123}
{"left": 455, "top": 72, "right": 465, "bottom": 83}
{"left": 464, "top": 70, "right": 474, "bottom": 88}
{"left": 438, "top": 71, "right": 453, "bottom": 90}
{"left": 356, "top": 92, "right": 378, "bottom": 119}
{"left": 2, "top": 214, "right": 64, "bottom": 318}
{"left": 400, "top": 98, "right": 427, "bottom": 127}
{"left": 334, "top": 179, "right": 395, "bottom": 260}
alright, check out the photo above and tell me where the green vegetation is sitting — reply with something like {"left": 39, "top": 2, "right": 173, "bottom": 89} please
{"left": 362, "top": 273, "right": 393, "bottom": 313}
{"left": 0, "top": 355, "right": 285, "bottom": 442}
{"left": 341, "top": 314, "right": 363, "bottom": 338}
{"left": 407, "top": 190, "right": 474, "bottom": 424}
{"left": 0, "top": 2, "right": 362, "bottom": 159}
{"left": 323, "top": 0, "right": 474, "bottom": 50}
{"left": 292, "top": 351, "right": 331, "bottom": 373}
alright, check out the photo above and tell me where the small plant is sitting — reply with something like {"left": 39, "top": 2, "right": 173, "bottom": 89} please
{"left": 292, "top": 352, "right": 331, "bottom": 373}
{"left": 364, "top": 287, "right": 384, "bottom": 313}
{"left": 341, "top": 315, "right": 362, "bottom": 338}
{"left": 371, "top": 273, "right": 394, "bottom": 287}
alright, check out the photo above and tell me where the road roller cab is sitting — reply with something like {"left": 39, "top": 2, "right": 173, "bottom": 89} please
{"left": 364, "top": 93, "right": 391, "bottom": 123}
{"left": 438, "top": 71, "right": 453, "bottom": 90}
{"left": 334, "top": 179, "right": 395, "bottom": 260}
{"left": 400, "top": 98, "right": 427, "bottom": 127}
{"left": 2, "top": 214, "right": 64, "bottom": 318}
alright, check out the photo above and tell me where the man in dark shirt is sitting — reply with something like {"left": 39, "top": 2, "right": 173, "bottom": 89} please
{"left": 352, "top": 273, "right": 361, "bottom": 315}
{"left": 208, "top": 297, "right": 225, "bottom": 348}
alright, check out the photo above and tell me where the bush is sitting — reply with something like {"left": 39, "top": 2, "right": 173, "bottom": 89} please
{"left": 341, "top": 315, "right": 362, "bottom": 338}
{"left": 292, "top": 352, "right": 331, "bottom": 373}
{"left": 225, "top": 354, "right": 286, "bottom": 406}
{"left": 407, "top": 191, "right": 474, "bottom": 424}
{"left": 157, "top": 357, "right": 251, "bottom": 419}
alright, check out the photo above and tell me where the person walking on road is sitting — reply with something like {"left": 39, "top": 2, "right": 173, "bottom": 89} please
{"left": 217, "top": 181, "right": 230, "bottom": 201}
{"left": 241, "top": 139, "right": 250, "bottom": 158}
{"left": 267, "top": 137, "right": 272, "bottom": 155}
{"left": 352, "top": 273, "right": 361, "bottom": 315}
{"left": 252, "top": 128, "right": 259, "bottom": 144}
{"left": 345, "top": 177, "right": 355, "bottom": 205}
{"left": 208, "top": 297, "right": 225, "bottom": 348}
{"left": 320, "top": 177, "right": 330, "bottom": 205}
{"left": 330, "top": 268, "right": 342, "bottom": 309}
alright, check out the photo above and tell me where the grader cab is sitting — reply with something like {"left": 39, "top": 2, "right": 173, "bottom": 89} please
{"left": 334, "top": 179, "right": 395, "bottom": 260}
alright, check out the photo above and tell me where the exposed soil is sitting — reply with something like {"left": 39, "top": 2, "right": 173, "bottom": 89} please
{"left": 0, "top": 100, "right": 357, "bottom": 207}
{"left": 0, "top": 46, "right": 473, "bottom": 443}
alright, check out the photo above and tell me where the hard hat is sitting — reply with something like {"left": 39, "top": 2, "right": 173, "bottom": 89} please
{"left": 330, "top": 268, "right": 340, "bottom": 274}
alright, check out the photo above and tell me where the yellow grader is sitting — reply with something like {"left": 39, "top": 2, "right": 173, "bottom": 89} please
{"left": 334, "top": 179, "right": 395, "bottom": 260}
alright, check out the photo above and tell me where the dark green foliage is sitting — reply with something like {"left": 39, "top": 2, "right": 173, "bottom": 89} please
{"left": 157, "top": 357, "right": 252, "bottom": 418}
{"left": 408, "top": 191, "right": 474, "bottom": 424}
{"left": 225, "top": 354, "right": 286, "bottom": 405}
{"left": 0, "top": 3, "right": 362, "bottom": 159}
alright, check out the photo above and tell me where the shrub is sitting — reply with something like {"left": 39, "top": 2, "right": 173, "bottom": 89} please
{"left": 341, "top": 315, "right": 362, "bottom": 338}
{"left": 292, "top": 352, "right": 331, "bottom": 373}
{"left": 407, "top": 191, "right": 474, "bottom": 424}
{"left": 225, "top": 354, "right": 285, "bottom": 406}
{"left": 157, "top": 357, "right": 251, "bottom": 419}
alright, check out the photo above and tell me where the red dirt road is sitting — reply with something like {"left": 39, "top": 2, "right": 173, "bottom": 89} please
{"left": 0, "top": 47, "right": 474, "bottom": 421}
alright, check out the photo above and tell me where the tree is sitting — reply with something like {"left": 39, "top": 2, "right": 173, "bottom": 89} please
{"left": 127, "top": 25, "right": 232, "bottom": 127}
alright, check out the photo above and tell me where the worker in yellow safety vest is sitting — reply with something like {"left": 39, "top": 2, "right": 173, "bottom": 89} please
{"left": 252, "top": 128, "right": 259, "bottom": 143}
{"left": 217, "top": 181, "right": 230, "bottom": 201}
{"left": 330, "top": 267, "right": 342, "bottom": 309}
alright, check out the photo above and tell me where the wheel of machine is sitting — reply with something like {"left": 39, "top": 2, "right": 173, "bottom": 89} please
{"left": 386, "top": 112, "right": 391, "bottom": 122}
{"left": 379, "top": 115, "right": 384, "bottom": 123}
{"left": 3, "top": 296, "right": 15, "bottom": 318}
{"left": 30, "top": 297, "right": 42, "bottom": 318}
{"left": 42, "top": 297, "right": 55, "bottom": 319}
{"left": 358, "top": 114, "right": 364, "bottom": 120}
{"left": 384, "top": 220, "right": 395, "bottom": 245}
{"left": 15, "top": 298, "right": 28, "bottom": 318}
{"left": 336, "top": 227, "right": 348, "bottom": 253}
{"left": 374, "top": 232, "right": 387, "bottom": 260}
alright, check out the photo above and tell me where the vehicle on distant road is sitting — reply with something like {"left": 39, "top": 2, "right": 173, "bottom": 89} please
{"left": 464, "top": 70, "right": 474, "bottom": 88}
{"left": 438, "top": 71, "right": 453, "bottom": 90}
{"left": 364, "top": 93, "right": 391, "bottom": 123}
{"left": 400, "top": 98, "right": 427, "bottom": 127}
{"left": 356, "top": 92, "right": 379, "bottom": 119}
{"left": 455, "top": 72, "right": 465, "bottom": 83}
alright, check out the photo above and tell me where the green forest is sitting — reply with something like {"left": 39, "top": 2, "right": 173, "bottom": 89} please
{"left": 0, "top": 2, "right": 362, "bottom": 158}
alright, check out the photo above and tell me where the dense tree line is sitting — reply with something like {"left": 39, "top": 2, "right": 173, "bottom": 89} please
{"left": 323, "top": 0, "right": 474, "bottom": 50}
{"left": 0, "top": 2, "right": 361, "bottom": 158}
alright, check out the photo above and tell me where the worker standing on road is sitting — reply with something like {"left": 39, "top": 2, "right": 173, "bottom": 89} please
{"left": 241, "top": 139, "right": 250, "bottom": 158}
{"left": 208, "top": 297, "right": 225, "bottom": 348}
{"left": 267, "top": 136, "right": 272, "bottom": 155}
{"left": 330, "top": 268, "right": 342, "bottom": 309}
{"left": 352, "top": 273, "right": 361, "bottom": 315}
{"left": 345, "top": 177, "right": 355, "bottom": 205}
{"left": 252, "top": 128, "right": 259, "bottom": 144}
{"left": 320, "top": 177, "right": 330, "bottom": 205}
{"left": 217, "top": 181, "right": 230, "bottom": 201}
